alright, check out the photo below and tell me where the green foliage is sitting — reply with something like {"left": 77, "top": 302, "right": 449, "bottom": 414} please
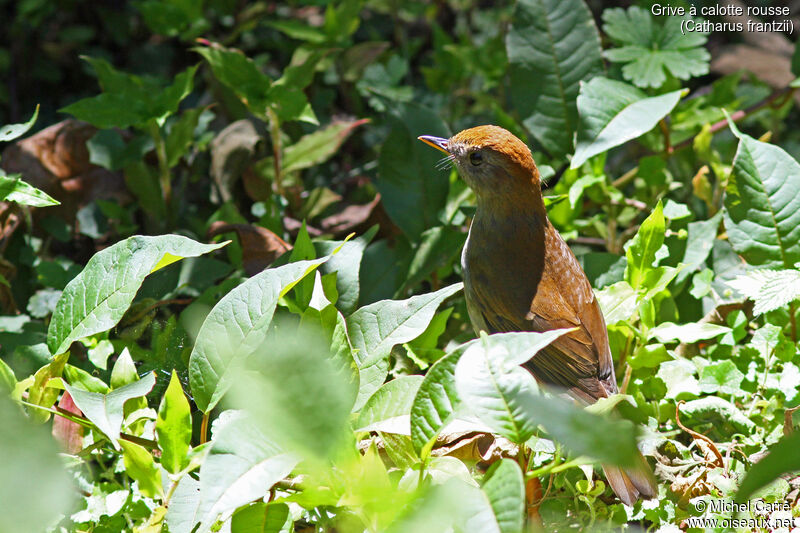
{"left": 4, "top": 0, "right": 800, "bottom": 531}
{"left": 507, "top": 0, "right": 603, "bottom": 158}
{"left": 602, "top": 6, "right": 710, "bottom": 88}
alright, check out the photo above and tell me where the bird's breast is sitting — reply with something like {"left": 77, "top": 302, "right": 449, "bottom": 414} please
{"left": 461, "top": 210, "right": 546, "bottom": 330}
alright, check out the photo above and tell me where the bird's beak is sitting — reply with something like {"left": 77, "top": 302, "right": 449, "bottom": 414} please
{"left": 417, "top": 135, "right": 450, "bottom": 154}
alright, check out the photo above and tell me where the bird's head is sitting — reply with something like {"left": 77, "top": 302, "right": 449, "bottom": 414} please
{"left": 419, "top": 125, "right": 541, "bottom": 204}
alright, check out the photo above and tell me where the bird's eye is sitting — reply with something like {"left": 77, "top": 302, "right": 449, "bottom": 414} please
{"left": 469, "top": 151, "right": 483, "bottom": 166}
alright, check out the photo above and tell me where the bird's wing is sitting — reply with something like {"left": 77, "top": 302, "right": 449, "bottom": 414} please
{"left": 467, "top": 227, "right": 616, "bottom": 403}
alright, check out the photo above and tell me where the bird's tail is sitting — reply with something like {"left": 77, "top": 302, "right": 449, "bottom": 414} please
{"left": 602, "top": 452, "right": 657, "bottom": 507}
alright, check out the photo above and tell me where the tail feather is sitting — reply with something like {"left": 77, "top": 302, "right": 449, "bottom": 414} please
{"left": 602, "top": 453, "right": 657, "bottom": 506}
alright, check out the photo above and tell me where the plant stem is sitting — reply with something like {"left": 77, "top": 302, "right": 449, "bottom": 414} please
{"left": 267, "top": 108, "right": 284, "bottom": 198}
{"left": 148, "top": 120, "right": 173, "bottom": 213}
{"left": 200, "top": 412, "right": 210, "bottom": 444}
{"left": 790, "top": 301, "right": 798, "bottom": 343}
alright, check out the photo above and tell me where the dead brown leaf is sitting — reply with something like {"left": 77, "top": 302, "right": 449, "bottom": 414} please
{"left": 207, "top": 222, "right": 291, "bottom": 275}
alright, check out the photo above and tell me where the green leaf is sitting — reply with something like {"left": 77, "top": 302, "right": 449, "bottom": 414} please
{"left": 649, "top": 322, "right": 731, "bottom": 343}
{"left": 676, "top": 212, "right": 722, "bottom": 285}
{"left": 656, "top": 359, "right": 700, "bottom": 400}
{"left": 226, "top": 322, "right": 355, "bottom": 460}
{"left": 47, "top": 235, "right": 226, "bottom": 355}
{"left": 119, "top": 440, "right": 163, "bottom": 499}
{"left": 728, "top": 268, "right": 800, "bottom": 315}
{"left": 355, "top": 375, "right": 424, "bottom": 434}
{"left": 376, "top": 102, "right": 450, "bottom": 239}
{"left": 157, "top": 371, "right": 192, "bottom": 474}
{"left": 571, "top": 78, "right": 682, "bottom": 168}
{"left": 625, "top": 201, "right": 665, "bottom": 289}
{"left": 0, "top": 396, "right": 74, "bottom": 532}
{"left": 409, "top": 345, "right": 470, "bottom": 456}
{"left": 0, "top": 175, "right": 60, "bottom": 207}
{"left": 724, "top": 129, "right": 800, "bottom": 269}
{"left": 315, "top": 229, "right": 374, "bottom": 315}
{"left": 188, "top": 257, "right": 329, "bottom": 412}
{"left": 455, "top": 334, "right": 639, "bottom": 465}
{"left": 628, "top": 343, "right": 672, "bottom": 370}
{"left": 283, "top": 119, "right": 368, "bottom": 173}
{"left": 231, "top": 502, "right": 291, "bottom": 533}
{"left": 698, "top": 360, "right": 745, "bottom": 396}
{"left": 166, "top": 108, "right": 204, "bottom": 167}
{"left": 452, "top": 334, "right": 542, "bottom": 444}
{"left": 346, "top": 283, "right": 462, "bottom": 410}
{"left": 679, "top": 397, "right": 755, "bottom": 434}
{"left": 64, "top": 372, "right": 156, "bottom": 449}
{"left": 602, "top": 7, "right": 709, "bottom": 88}
{"left": 402, "top": 226, "right": 468, "bottom": 293}
{"left": 197, "top": 415, "right": 299, "bottom": 533}
{"left": 737, "top": 432, "right": 800, "bottom": 502}
{"left": 481, "top": 459, "right": 525, "bottom": 533}
{"left": 195, "top": 45, "right": 272, "bottom": 117}
{"left": 506, "top": 0, "right": 603, "bottom": 158}
{"left": 61, "top": 60, "right": 198, "bottom": 128}
{"left": 595, "top": 280, "right": 637, "bottom": 324}
{"left": 0, "top": 105, "right": 39, "bottom": 142}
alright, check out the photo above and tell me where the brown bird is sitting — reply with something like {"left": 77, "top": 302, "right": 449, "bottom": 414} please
{"left": 419, "top": 125, "right": 656, "bottom": 506}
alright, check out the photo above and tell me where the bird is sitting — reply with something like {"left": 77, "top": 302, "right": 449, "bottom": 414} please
{"left": 418, "top": 125, "right": 657, "bottom": 506}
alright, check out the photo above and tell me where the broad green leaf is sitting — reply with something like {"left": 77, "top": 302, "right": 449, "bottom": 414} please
{"left": 507, "top": 0, "right": 603, "bottom": 158}
{"left": 676, "top": 212, "right": 722, "bottom": 285}
{"left": 0, "top": 175, "right": 60, "bottom": 207}
{"left": 698, "top": 360, "right": 745, "bottom": 396}
{"left": 119, "top": 440, "right": 163, "bottom": 499}
{"left": 656, "top": 359, "right": 700, "bottom": 400}
{"left": 595, "top": 280, "right": 637, "bottom": 324}
{"left": 571, "top": 78, "right": 682, "bottom": 168}
{"left": 453, "top": 334, "right": 542, "bottom": 444}
{"left": 728, "top": 268, "right": 800, "bottom": 315}
{"left": 602, "top": 6, "right": 709, "bottom": 88}
{"left": 197, "top": 415, "right": 299, "bottom": 533}
{"left": 649, "top": 322, "right": 731, "bottom": 343}
{"left": 27, "top": 352, "right": 69, "bottom": 423}
{"left": 283, "top": 119, "right": 368, "bottom": 173}
{"left": 166, "top": 107, "right": 204, "bottom": 167}
{"left": 315, "top": 228, "right": 374, "bottom": 315}
{"left": 736, "top": 432, "right": 800, "bottom": 502}
{"left": 628, "top": 343, "right": 672, "bottom": 370}
{"left": 48, "top": 235, "right": 226, "bottom": 355}
{"left": 455, "top": 334, "right": 639, "bottom": 465}
{"left": 724, "top": 128, "right": 800, "bottom": 269}
{"left": 226, "top": 322, "right": 355, "bottom": 460}
{"left": 377, "top": 102, "right": 450, "bottom": 239}
{"left": 355, "top": 375, "right": 424, "bottom": 434}
{"left": 0, "top": 105, "right": 38, "bottom": 142}
{"left": 0, "top": 396, "right": 74, "bottom": 532}
{"left": 61, "top": 61, "right": 198, "bottom": 128}
{"left": 157, "top": 371, "right": 192, "bottom": 474}
{"left": 231, "top": 502, "right": 291, "bottom": 533}
{"left": 625, "top": 201, "right": 665, "bottom": 289}
{"left": 64, "top": 371, "right": 156, "bottom": 449}
{"left": 195, "top": 45, "right": 272, "bottom": 117}
{"left": 165, "top": 474, "right": 202, "bottom": 533}
{"left": 410, "top": 344, "right": 473, "bottom": 455}
{"left": 188, "top": 257, "right": 329, "bottom": 412}
{"left": 110, "top": 348, "right": 139, "bottom": 388}
{"left": 346, "top": 283, "right": 462, "bottom": 410}
{"left": 347, "top": 283, "right": 463, "bottom": 367}
{"left": 402, "top": 225, "right": 468, "bottom": 293}
{"left": 679, "top": 397, "right": 755, "bottom": 434}
{"left": 480, "top": 459, "right": 525, "bottom": 533}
